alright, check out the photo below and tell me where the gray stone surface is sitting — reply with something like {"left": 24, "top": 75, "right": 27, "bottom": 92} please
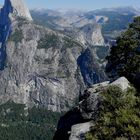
{"left": 6, "top": 0, "right": 32, "bottom": 20}
{"left": 69, "top": 122, "right": 93, "bottom": 140}
{"left": 0, "top": 0, "right": 85, "bottom": 112}
{"left": 80, "top": 77, "right": 130, "bottom": 120}
{"left": 0, "top": 0, "right": 107, "bottom": 113}
{"left": 110, "top": 76, "right": 130, "bottom": 91}
{"left": 0, "top": 20, "right": 85, "bottom": 112}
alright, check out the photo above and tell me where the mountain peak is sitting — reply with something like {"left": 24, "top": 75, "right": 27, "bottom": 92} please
{"left": 4, "top": 0, "right": 32, "bottom": 20}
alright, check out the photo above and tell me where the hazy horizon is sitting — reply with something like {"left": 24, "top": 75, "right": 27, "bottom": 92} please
{"left": 0, "top": 0, "right": 139, "bottom": 11}
{"left": 26, "top": 0, "right": 140, "bottom": 10}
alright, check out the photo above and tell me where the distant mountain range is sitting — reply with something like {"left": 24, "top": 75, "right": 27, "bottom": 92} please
{"left": 31, "top": 7, "right": 140, "bottom": 41}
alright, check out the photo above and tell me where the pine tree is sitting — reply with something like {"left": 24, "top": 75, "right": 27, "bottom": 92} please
{"left": 86, "top": 86, "right": 140, "bottom": 140}
{"left": 106, "top": 17, "right": 140, "bottom": 88}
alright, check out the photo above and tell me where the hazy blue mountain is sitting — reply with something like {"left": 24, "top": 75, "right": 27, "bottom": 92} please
{"left": 31, "top": 7, "right": 140, "bottom": 41}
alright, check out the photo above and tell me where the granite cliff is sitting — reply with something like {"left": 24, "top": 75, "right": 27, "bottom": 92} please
{"left": 0, "top": 0, "right": 107, "bottom": 112}
{"left": 5, "top": 0, "right": 32, "bottom": 20}
{"left": 0, "top": 0, "right": 32, "bottom": 70}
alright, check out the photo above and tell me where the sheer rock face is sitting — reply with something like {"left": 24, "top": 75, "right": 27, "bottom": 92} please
{"left": 4, "top": 0, "right": 32, "bottom": 21}
{"left": 0, "top": 0, "right": 32, "bottom": 70}
{"left": 0, "top": 19, "right": 85, "bottom": 112}
{"left": 0, "top": 0, "right": 107, "bottom": 112}
{"left": 0, "top": 0, "right": 85, "bottom": 112}
{"left": 77, "top": 48, "right": 107, "bottom": 86}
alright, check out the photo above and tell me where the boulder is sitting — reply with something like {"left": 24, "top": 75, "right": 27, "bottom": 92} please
{"left": 110, "top": 77, "right": 130, "bottom": 91}
{"left": 69, "top": 122, "right": 93, "bottom": 140}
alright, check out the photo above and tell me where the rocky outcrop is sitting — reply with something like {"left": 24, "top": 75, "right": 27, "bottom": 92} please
{"left": 79, "top": 23, "right": 104, "bottom": 46}
{"left": 69, "top": 122, "right": 93, "bottom": 140}
{"left": 56, "top": 24, "right": 105, "bottom": 47}
{"left": 79, "top": 77, "right": 130, "bottom": 120}
{"left": 54, "top": 77, "right": 130, "bottom": 139}
{"left": 110, "top": 77, "right": 130, "bottom": 91}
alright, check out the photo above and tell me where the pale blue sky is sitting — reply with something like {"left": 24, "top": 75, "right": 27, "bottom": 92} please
{"left": 0, "top": 0, "right": 140, "bottom": 10}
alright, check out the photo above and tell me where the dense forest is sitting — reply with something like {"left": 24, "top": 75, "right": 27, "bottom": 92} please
{"left": 0, "top": 101, "right": 62, "bottom": 140}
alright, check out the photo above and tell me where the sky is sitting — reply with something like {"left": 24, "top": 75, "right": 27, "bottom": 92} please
{"left": 0, "top": 0, "right": 140, "bottom": 10}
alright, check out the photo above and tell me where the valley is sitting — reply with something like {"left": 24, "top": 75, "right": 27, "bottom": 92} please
{"left": 0, "top": 0, "right": 139, "bottom": 140}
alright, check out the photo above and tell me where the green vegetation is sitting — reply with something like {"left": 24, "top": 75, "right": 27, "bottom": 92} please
{"left": 63, "top": 37, "right": 82, "bottom": 48}
{"left": 0, "top": 101, "right": 62, "bottom": 140}
{"left": 86, "top": 86, "right": 140, "bottom": 140}
{"left": 106, "top": 16, "right": 140, "bottom": 88}
{"left": 86, "top": 16, "right": 140, "bottom": 140}
{"left": 37, "top": 34, "right": 60, "bottom": 49}
{"left": 37, "top": 33, "right": 82, "bottom": 49}
{"left": 9, "top": 29, "right": 23, "bottom": 44}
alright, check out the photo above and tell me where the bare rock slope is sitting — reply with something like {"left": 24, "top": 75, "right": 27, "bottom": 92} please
{"left": 0, "top": 19, "right": 86, "bottom": 112}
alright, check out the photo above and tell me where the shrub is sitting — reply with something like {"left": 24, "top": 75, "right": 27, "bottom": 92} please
{"left": 37, "top": 34, "right": 59, "bottom": 49}
{"left": 87, "top": 86, "right": 140, "bottom": 140}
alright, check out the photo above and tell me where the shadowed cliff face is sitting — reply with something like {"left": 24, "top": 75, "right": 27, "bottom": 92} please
{"left": 0, "top": 0, "right": 13, "bottom": 70}
{"left": 77, "top": 48, "right": 107, "bottom": 86}
{"left": 53, "top": 108, "right": 86, "bottom": 140}
{"left": 0, "top": 0, "right": 32, "bottom": 70}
